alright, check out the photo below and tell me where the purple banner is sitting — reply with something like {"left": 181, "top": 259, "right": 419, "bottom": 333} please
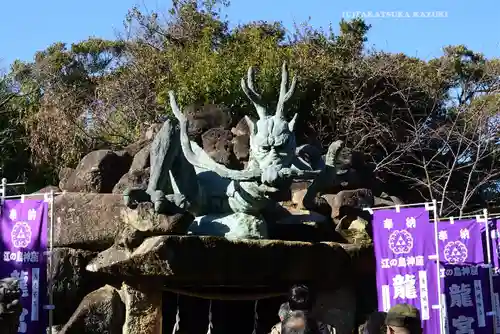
{"left": 437, "top": 219, "right": 484, "bottom": 265}
{"left": 0, "top": 199, "right": 48, "bottom": 334}
{"left": 487, "top": 219, "right": 500, "bottom": 332}
{"left": 438, "top": 219, "right": 493, "bottom": 334}
{"left": 372, "top": 207, "right": 440, "bottom": 333}
{"left": 490, "top": 219, "right": 500, "bottom": 271}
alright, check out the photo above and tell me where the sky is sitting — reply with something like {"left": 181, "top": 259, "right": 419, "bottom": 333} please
{"left": 0, "top": 0, "right": 499, "bottom": 69}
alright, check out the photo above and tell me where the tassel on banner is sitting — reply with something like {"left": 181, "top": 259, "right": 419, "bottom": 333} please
{"left": 251, "top": 300, "right": 259, "bottom": 334}
{"left": 171, "top": 294, "right": 180, "bottom": 334}
{"left": 207, "top": 300, "right": 213, "bottom": 334}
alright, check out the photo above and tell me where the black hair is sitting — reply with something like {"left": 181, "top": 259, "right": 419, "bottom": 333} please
{"left": 364, "top": 311, "right": 387, "bottom": 334}
{"left": 282, "top": 326, "right": 306, "bottom": 334}
{"left": 288, "top": 284, "right": 315, "bottom": 311}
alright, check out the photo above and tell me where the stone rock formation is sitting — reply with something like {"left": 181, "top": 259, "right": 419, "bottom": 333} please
{"left": 43, "top": 62, "right": 405, "bottom": 334}
{"left": 61, "top": 150, "right": 132, "bottom": 193}
{"left": 113, "top": 168, "right": 150, "bottom": 195}
{"left": 59, "top": 285, "right": 125, "bottom": 334}
{"left": 51, "top": 248, "right": 101, "bottom": 325}
{"left": 53, "top": 194, "right": 194, "bottom": 251}
{"left": 0, "top": 277, "right": 22, "bottom": 334}
{"left": 185, "top": 103, "right": 232, "bottom": 142}
{"left": 86, "top": 236, "right": 352, "bottom": 285}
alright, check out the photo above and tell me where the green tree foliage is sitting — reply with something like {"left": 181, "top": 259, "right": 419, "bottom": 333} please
{"left": 0, "top": 73, "right": 53, "bottom": 191}
{"left": 3, "top": 0, "right": 500, "bottom": 214}
{"left": 10, "top": 39, "right": 126, "bottom": 167}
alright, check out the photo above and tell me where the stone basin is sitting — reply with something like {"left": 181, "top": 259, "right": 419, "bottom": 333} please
{"left": 52, "top": 192, "right": 374, "bottom": 300}
{"left": 86, "top": 235, "right": 363, "bottom": 299}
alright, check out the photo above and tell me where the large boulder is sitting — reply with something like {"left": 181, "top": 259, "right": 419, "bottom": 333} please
{"left": 121, "top": 283, "right": 163, "bottom": 334}
{"left": 59, "top": 285, "right": 125, "bottom": 334}
{"left": 129, "top": 146, "right": 150, "bottom": 172}
{"left": 58, "top": 167, "right": 75, "bottom": 191}
{"left": 117, "top": 123, "right": 162, "bottom": 160}
{"left": 117, "top": 123, "right": 162, "bottom": 158}
{"left": 63, "top": 150, "right": 132, "bottom": 193}
{"left": 185, "top": 104, "right": 232, "bottom": 141}
{"left": 113, "top": 168, "right": 150, "bottom": 194}
{"left": 201, "top": 127, "right": 238, "bottom": 168}
{"left": 119, "top": 140, "right": 149, "bottom": 159}
{"left": 201, "top": 127, "right": 233, "bottom": 153}
{"left": 51, "top": 248, "right": 104, "bottom": 325}
{"left": 53, "top": 193, "right": 194, "bottom": 251}
{"left": 231, "top": 118, "right": 250, "bottom": 137}
{"left": 54, "top": 193, "right": 124, "bottom": 251}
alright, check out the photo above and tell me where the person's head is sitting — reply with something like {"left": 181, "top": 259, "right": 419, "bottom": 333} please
{"left": 361, "top": 311, "right": 387, "bottom": 334}
{"left": 385, "top": 304, "right": 422, "bottom": 334}
{"left": 281, "top": 310, "right": 309, "bottom": 334}
{"left": 279, "top": 302, "right": 291, "bottom": 321}
{"left": 288, "top": 284, "right": 314, "bottom": 311}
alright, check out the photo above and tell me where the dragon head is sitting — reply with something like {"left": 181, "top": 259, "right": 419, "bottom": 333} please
{"left": 242, "top": 62, "right": 298, "bottom": 172}
{"left": 167, "top": 62, "right": 307, "bottom": 185}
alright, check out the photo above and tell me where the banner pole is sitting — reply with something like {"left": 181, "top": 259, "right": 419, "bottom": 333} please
{"left": 0, "top": 178, "right": 6, "bottom": 217}
{"left": 431, "top": 199, "right": 445, "bottom": 334}
{"left": 362, "top": 201, "right": 443, "bottom": 214}
{"left": 1, "top": 178, "right": 6, "bottom": 203}
{"left": 48, "top": 190, "right": 55, "bottom": 334}
{"left": 483, "top": 208, "right": 498, "bottom": 334}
